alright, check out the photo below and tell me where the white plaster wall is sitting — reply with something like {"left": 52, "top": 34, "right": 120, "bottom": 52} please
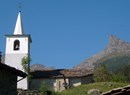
{"left": 5, "top": 36, "right": 31, "bottom": 90}
{"left": 18, "top": 77, "right": 28, "bottom": 89}
{"left": 5, "top": 54, "right": 28, "bottom": 89}
{"left": 5, "top": 54, "right": 28, "bottom": 70}
{"left": 5, "top": 37, "right": 29, "bottom": 54}
{"left": 55, "top": 78, "right": 69, "bottom": 92}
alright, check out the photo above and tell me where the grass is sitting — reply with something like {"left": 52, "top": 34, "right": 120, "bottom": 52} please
{"left": 56, "top": 82, "right": 129, "bottom": 95}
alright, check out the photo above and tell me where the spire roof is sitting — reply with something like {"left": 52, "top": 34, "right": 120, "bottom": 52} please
{"left": 14, "top": 12, "right": 24, "bottom": 35}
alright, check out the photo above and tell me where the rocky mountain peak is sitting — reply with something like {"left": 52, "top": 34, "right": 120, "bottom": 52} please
{"left": 74, "top": 35, "right": 130, "bottom": 70}
{"left": 107, "top": 35, "right": 130, "bottom": 51}
{"left": 109, "top": 35, "right": 120, "bottom": 46}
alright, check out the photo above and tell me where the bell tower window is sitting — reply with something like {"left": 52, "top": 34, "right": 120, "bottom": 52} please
{"left": 14, "top": 40, "right": 20, "bottom": 50}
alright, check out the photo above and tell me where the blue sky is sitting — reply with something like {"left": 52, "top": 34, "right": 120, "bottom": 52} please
{"left": 0, "top": 0, "right": 130, "bottom": 69}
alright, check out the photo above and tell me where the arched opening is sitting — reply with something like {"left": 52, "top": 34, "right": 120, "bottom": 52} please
{"left": 14, "top": 40, "right": 20, "bottom": 50}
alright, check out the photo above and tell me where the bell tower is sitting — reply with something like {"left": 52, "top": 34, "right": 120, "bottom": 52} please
{"left": 5, "top": 10, "right": 32, "bottom": 89}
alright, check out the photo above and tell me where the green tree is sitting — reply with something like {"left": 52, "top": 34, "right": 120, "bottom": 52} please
{"left": 94, "top": 64, "right": 130, "bottom": 83}
{"left": 21, "top": 56, "right": 31, "bottom": 89}
{"left": 94, "top": 64, "right": 109, "bottom": 82}
{"left": 111, "top": 64, "right": 130, "bottom": 82}
{"left": 109, "top": 72, "right": 127, "bottom": 82}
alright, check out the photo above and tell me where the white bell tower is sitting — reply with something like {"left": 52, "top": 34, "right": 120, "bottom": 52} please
{"left": 5, "top": 11, "right": 32, "bottom": 89}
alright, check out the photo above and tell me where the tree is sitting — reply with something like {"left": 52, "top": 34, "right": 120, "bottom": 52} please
{"left": 94, "top": 64, "right": 130, "bottom": 83}
{"left": 21, "top": 56, "right": 31, "bottom": 73}
{"left": 21, "top": 56, "right": 31, "bottom": 89}
{"left": 109, "top": 72, "right": 127, "bottom": 82}
{"left": 94, "top": 64, "right": 109, "bottom": 82}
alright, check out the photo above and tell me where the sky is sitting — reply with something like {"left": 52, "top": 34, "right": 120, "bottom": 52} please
{"left": 0, "top": 0, "right": 130, "bottom": 69}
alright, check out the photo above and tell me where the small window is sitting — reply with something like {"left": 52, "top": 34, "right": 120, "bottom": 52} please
{"left": 14, "top": 40, "right": 20, "bottom": 50}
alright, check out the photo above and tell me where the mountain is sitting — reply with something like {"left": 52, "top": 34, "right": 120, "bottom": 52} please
{"left": 74, "top": 35, "right": 130, "bottom": 70}
{"left": 30, "top": 64, "right": 55, "bottom": 72}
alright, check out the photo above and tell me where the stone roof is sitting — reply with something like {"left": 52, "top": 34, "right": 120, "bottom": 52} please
{"left": 101, "top": 85, "right": 130, "bottom": 95}
{"left": 0, "top": 63, "right": 27, "bottom": 78}
{"left": 31, "top": 69, "right": 93, "bottom": 78}
{"left": 61, "top": 69, "right": 93, "bottom": 77}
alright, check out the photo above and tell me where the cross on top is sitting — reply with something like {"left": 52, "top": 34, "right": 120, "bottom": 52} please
{"left": 18, "top": 0, "right": 22, "bottom": 12}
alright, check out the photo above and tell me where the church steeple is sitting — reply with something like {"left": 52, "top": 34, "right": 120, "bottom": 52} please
{"left": 14, "top": 11, "right": 24, "bottom": 35}
{"left": 5, "top": 1, "right": 32, "bottom": 89}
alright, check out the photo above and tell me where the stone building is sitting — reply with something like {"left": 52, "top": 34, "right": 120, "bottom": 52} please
{"left": 30, "top": 69, "right": 93, "bottom": 92}
{"left": 0, "top": 63, "right": 26, "bottom": 95}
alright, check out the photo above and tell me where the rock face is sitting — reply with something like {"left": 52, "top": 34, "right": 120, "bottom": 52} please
{"left": 74, "top": 35, "right": 130, "bottom": 70}
{"left": 107, "top": 35, "right": 130, "bottom": 53}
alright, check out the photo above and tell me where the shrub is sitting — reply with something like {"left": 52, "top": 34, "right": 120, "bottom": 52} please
{"left": 94, "top": 64, "right": 109, "bottom": 82}
{"left": 94, "top": 64, "right": 130, "bottom": 83}
{"left": 39, "top": 82, "right": 48, "bottom": 94}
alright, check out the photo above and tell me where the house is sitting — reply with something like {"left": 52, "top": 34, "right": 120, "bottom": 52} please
{"left": 30, "top": 69, "right": 93, "bottom": 92}
{"left": 0, "top": 62, "right": 27, "bottom": 95}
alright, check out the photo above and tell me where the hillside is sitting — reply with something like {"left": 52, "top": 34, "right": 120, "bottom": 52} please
{"left": 97, "top": 54, "right": 130, "bottom": 72}
{"left": 57, "top": 82, "right": 128, "bottom": 95}
{"left": 74, "top": 35, "right": 130, "bottom": 70}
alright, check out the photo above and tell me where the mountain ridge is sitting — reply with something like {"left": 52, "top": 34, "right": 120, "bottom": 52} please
{"left": 74, "top": 35, "right": 130, "bottom": 70}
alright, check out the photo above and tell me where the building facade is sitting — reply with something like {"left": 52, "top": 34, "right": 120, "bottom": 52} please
{"left": 30, "top": 69, "right": 93, "bottom": 92}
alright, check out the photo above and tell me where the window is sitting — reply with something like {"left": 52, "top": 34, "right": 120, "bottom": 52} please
{"left": 14, "top": 40, "right": 20, "bottom": 50}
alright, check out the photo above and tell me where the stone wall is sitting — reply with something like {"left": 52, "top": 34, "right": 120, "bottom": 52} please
{"left": 17, "top": 89, "right": 52, "bottom": 95}
{"left": 0, "top": 69, "right": 17, "bottom": 95}
{"left": 30, "top": 79, "right": 55, "bottom": 91}
{"left": 17, "top": 89, "right": 40, "bottom": 95}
